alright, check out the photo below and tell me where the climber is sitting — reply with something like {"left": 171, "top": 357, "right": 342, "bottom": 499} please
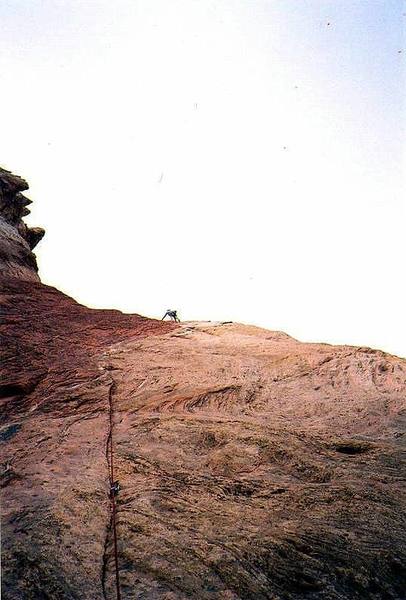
{"left": 110, "top": 480, "right": 120, "bottom": 496}
{"left": 162, "top": 309, "right": 180, "bottom": 322}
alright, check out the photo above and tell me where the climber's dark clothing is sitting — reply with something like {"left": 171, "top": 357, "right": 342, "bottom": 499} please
{"left": 162, "top": 310, "right": 180, "bottom": 322}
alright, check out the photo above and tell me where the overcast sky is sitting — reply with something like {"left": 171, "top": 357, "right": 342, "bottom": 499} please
{"left": 1, "top": 0, "right": 405, "bottom": 357}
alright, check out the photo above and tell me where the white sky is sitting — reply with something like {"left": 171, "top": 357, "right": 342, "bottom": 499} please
{"left": 1, "top": 0, "right": 405, "bottom": 357}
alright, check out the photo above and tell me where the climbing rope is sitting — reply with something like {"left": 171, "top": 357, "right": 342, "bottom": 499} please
{"left": 107, "top": 381, "right": 122, "bottom": 600}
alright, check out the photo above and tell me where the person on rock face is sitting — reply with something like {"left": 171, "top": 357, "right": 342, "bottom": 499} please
{"left": 162, "top": 309, "right": 180, "bottom": 322}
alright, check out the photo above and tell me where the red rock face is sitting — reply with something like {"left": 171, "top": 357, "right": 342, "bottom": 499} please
{"left": 1, "top": 170, "right": 406, "bottom": 599}
{"left": 1, "top": 276, "right": 175, "bottom": 599}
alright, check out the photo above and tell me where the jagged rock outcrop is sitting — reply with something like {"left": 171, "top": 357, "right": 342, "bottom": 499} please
{"left": 1, "top": 170, "right": 405, "bottom": 600}
{"left": 0, "top": 167, "right": 44, "bottom": 281}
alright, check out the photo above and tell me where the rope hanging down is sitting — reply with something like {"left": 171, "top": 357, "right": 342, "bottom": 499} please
{"left": 107, "top": 382, "right": 122, "bottom": 600}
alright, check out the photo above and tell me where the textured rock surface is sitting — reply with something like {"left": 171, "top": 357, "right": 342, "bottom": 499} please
{"left": 1, "top": 277, "right": 405, "bottom": 600}
{"left": 0, "top": 167, "right": 44, "bottom": 281}
{"left": 1, "top": 169, "right": 406, "bottom": 599}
